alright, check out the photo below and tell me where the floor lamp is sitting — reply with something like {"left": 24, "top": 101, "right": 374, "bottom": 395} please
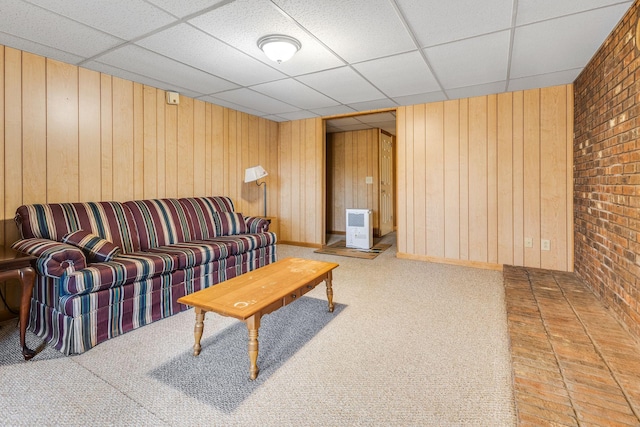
{"left": 244, "top": 165, "right": 268, "bottom": 217}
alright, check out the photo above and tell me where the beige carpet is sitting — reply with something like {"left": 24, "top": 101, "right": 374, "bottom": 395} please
{"left": 314, "top": 239, "right": 391, "bottom": 259}
{"left": 0, "top": 234, "right": 516, "bottom": 426}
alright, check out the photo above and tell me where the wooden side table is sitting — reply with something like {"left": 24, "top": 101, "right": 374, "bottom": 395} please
{"left": 0, "top": 246, "right": 37, "bottom": 360}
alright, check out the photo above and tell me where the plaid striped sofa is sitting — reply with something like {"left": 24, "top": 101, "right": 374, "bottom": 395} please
{"left": 12, "top": 196, "right": 276, "bottom": 355}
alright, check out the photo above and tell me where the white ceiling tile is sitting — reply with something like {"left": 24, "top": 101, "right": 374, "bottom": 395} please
{"left": 199, "top": 95, "right": 267, "bottom": 117}
{"left": 213, "top": 88, "right": 298, "bottom": 115}
{"left": 347, "top": 98, "right": 398, "bottom": 111}
{"left": 392, "top": 91, "right": 448, "bottom": 105}
{"left": 426, "top": 31, "right": 510, "bottom": 89}
{"left": 396, "top": 0, "right": 513, "bottom": 47}
{"left": 276, "top": 110, "right": 319, "bottom": 121}
{"left": 507, "top": 68, "right": 582, "bottom": 92}
{"left": 311, "top": 105, "right": 357, "bottom": 116}
{"left": 445, "top": 81, "right": 507, "bottom": 100}
{"left": 353, "top": 51, "right": 440, "bottom": 97}
{"left": 272, "top": 0, "right": 416, "bottom": 63}
{"left": 251, "top": 79, "right": 339, "bottom": 109}
{"left": 327, "top": 117, "right": 362, "bottom": 126}
{"left": 297, "top": 67, "right": 385, "bottom": 104}
{"left": 516, "top": 0, "right": 632, "bottom": 25}
{"left": 0, "top": 0, "right": 122, "bottom": 58}
{"left": 189, "top": 0, "right": 343, "bottom": 76}
{"left": 146, "top": 0, "right": 228, "bottom": 18}
{"left": 82, "top": 60, "right": 199, "bottom": 95}
{"left": 262, "top": 115, "right": 289, "bottom": 122}
{"left": 95, "top": 45, "right": 238, "bottom": 95}
{"left": 510, "top": 5, "right": 630, "bottom": 79}
{"left": 0, "top": 32, "right": 84, "bottom": 64}
{"left": 357, "top": 112, "right": 396, "bottom": 123}
{"left": 25, "top": 0, "right": 176, "bottom": 40}
{"left": 136, "top": 24, "right": 285, "bottom": 86}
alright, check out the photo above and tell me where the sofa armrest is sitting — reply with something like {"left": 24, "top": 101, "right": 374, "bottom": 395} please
{"left": 244, "top": 216, "right": 270, "bottom": 233}
{"left": 12, "top": 238, "right": 87, "bottom": 278}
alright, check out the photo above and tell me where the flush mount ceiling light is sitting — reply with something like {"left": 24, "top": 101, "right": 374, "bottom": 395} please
{"left": 257, "top": 35, "right": 301, "bottom": 64}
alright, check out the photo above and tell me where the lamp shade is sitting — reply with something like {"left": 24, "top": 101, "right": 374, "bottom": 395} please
{"left": 244, "top": 165, "right": 268, "bottom": 183}
{"left": 257, "top": 35, "right": 301, "bottom": 64}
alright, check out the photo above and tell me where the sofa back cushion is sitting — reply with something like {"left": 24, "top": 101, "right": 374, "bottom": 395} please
{"left": 124, "top": 199, "right": 192, "bottom": 250}
{"left": 15, "top": 202, "right": 140, "bottom": 253}
{"left": 179, "top": 197, "right": 236, "bottom": 240}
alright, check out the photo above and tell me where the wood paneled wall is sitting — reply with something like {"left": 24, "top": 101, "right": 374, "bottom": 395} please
{"left": 278, "top": 118, "right": 324, "bottom": 247}
{"left": 397, "top": 85, "right": 574, "bottom": 271}
{"left": 0, "top": 45, "right": 278, "bottom": 315}
{"left": 326, "top": 129, "right": 380, "bottom": 234}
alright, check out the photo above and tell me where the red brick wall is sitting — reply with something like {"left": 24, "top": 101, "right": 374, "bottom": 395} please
{"left": 574, "top": 0, "right": 640, "bottom": 340}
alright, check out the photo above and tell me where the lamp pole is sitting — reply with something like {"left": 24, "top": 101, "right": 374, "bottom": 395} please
{"left": 257, "top": 181, "right": 267, "bottom": 217}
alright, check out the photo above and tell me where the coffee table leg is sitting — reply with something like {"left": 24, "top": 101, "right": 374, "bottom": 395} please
{"left": 193, "top": 308, "right": 205, "bottom": 356}
{"left": 325, "top": 271, "right": 334, "bottom": 313}
{"left": 246, "top": 314, "right": 261, "bottom": 380}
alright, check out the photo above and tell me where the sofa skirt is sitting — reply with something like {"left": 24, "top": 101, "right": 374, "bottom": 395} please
{"left": 27, "top": 246, "right": 277, "bottom": 355}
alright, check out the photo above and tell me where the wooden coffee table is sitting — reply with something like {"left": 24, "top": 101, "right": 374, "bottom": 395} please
{"left": 177, "top": 257, "right": 339, "bottom": 380}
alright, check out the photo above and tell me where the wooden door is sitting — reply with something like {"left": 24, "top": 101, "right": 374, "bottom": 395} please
{"left": 379, "top": 131, "right": 394, "bottom": 236}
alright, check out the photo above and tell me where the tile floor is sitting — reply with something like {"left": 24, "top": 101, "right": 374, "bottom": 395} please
{"left": 503, "top": 265, "right": 640, "bottom": 426}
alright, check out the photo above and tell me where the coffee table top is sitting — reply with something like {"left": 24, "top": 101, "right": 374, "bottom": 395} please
{"left": 177, "top": 257, "right": 338, "bottom": 320}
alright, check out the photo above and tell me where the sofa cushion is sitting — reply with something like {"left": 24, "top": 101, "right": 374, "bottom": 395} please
{"left": 211, "top": 233, "right": 277, "bottom": 255}
{"left": 179, "top": 196, "right": 236, "bottom": 240}
{"left": 12, "top": 238, "right": 87, "bottom": 278}
{"left": 61, "top": 252, "right": 178, "bottom": 296}
{"left": 147, "top": 241, "right": 232, "bottom": 269}
{"left": 14, "top": 202, "right": 140, "bottom": 253}
{"left": 124, "top": 199, "right": 192, "bottom": 250}
{"left": 213, "top": 212, "right": 247, "bottom": 236}
{"left": 62, "top": 230, "right": 121, "bottom": 262}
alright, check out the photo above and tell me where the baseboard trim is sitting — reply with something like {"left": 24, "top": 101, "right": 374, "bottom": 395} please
{"left": 396, "top": 252, "right": 503, "bottom": 271}
{"left": 278, "top": 241, "right": 323, "bottom": 249}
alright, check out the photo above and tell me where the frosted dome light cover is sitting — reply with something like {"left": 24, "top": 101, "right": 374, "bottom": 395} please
{"left": 258, "top": 35, "right": 301, "bottom": 64}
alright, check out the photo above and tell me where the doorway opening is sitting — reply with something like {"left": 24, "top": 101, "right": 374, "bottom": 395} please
{"left": 324, "top": 111, "right": 397, "bottom": 248}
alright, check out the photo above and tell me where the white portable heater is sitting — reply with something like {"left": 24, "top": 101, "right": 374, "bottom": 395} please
{"left": 346, "top": 209, "right": 373, "bottom": 249}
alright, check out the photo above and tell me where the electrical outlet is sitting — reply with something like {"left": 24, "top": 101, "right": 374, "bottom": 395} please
{"left": 541, "top": 239, "right": 551, "bottom": 251}
{"left": 524, "top": 237, "right": 533, "bottom": 248}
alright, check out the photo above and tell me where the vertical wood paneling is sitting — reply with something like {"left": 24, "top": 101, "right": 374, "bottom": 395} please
{"left": 22, "top": 52, "right": 47, "bottom": 204}
{"left": 133, "top": 83, "right": 144, "bottom": 200}
{"left": 523, "top": 89, "right": 541, "bottom": 268}
{"left": 211, "top": 105, "right": 224, "bottom": 195}
{"left": 165, "top": 103, "right": 178, "bottom": 198}
{"left": 540, "top": 85, "right": 567, "bottom": 270}
{"left": 512, "top": 91, "right": 525, "bottom": 266}
{"left": 177, "top": 96, "right": 194, "bottom": 198}
{"left": 111, "top": 77, "right": 133, "bottom": 202}
{"left": 193, "top": 100, "right": 206, "bottom": 196}
{"left": 425, "top": 102, "right": 444, "bottom": 257}
{"left": 100, "top": 74, "right": 113, "bottom": 200}
{"left": 4, "top": 47, "right": 21, "bottom": 245}
{"left": 459, "top": 99, "right": 469, "bottom": 260}
{"left": 468, "top": 96, "right": 488, "bottom": 262}
{"left": 396, "top": 85, "right": 573, "bottom": 271}
{"left": 413, "top": 105, "right": 426, "bottom": 255}
{"left": 78, "top": 68, "right": 101, "bottom": 201}
{"left": 277, "top": 118, "right": 323, "bottom": 245}
{"left": 46, "top": 59, "right": 79, "bottom": 203}
{"left": 443, "top": 100, "right": 460, "bottom": 259}
{"left": 155, "top": 88, "right": 166, "bottom": 198}
{"left": 396, "top": 107, "right": 406, "bottom": 252}
{"left": 143, "top": 86, "right": 157, "bottom": 198}
{"left": 497, "top": 92, "right": 514, "bottom": 265}
{"left": 487, "top": 94, "right": 498, "bottom": 264}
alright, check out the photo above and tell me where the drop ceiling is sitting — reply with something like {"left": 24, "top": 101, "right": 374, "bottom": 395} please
{"left": 0, "top": 0, "right": 632, "bottom": 123}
